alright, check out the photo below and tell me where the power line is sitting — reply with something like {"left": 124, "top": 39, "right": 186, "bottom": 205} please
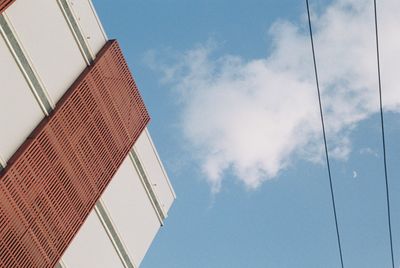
{"left": 305, "top": 1, "right": 345, "bottom": 267}
{"left": 373, "top": 1, "right": 395, "bottom": 267}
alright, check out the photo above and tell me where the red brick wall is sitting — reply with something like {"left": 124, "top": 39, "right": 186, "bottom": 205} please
{"left": 0, "top": 40, "right": 150, "bottom": 267}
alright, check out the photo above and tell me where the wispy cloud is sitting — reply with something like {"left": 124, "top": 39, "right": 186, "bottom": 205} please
{"left": 147, "top": 0, "right": 400, "bottom": 193}
{"left": 359, "top": 147, "right": 379, "bottom": 157}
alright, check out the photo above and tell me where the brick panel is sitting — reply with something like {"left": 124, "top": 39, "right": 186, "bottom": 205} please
{"left": 0, "top": 0, "right": 15, "bottom": 13}
{"left": 0, "top": 40, "right": 150, "bottom": 267}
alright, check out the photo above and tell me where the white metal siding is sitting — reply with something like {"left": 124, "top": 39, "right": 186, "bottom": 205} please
{"left": 0, "top": 2, "right": 175, "bottom": 266}
{"left": 102, "top": 156, "right": 161, "bottom": 267}
{"left": 134, "top": 129, "right": 176, "bottom": 213}
{"left": 69, "top": 0, "right": 107, "bottom": 56}
{"left": 0, "top": 37, "right": 43, "bottom": 163}
{"left": 62, "top": 211, "right": 124, "bottom": 268}
{"left": 5, "top": 0, "right": 87, "bottom": 104}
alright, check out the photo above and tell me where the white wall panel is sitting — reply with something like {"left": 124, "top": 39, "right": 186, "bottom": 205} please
{"left": 102, "top": 156, "right": 161, "bottom": 267}
{"left": 0, "top": 37, "right": 43, "bottom": 163}
{"left": 134, "top": 129, "right": 176, "bottom": 213}
{"left": 5, "top": 0, "right": 87, "bottom": 104}
{"left": 69, "top": 0, "right": 107, "bottom": 56}
{"left": 62, "top": 211, "right": 124, "bottom": 268}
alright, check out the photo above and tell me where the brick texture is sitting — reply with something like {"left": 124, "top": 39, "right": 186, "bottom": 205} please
{"left": 0, "top": 40, "right": 150, "bottom": 267}
{"left": 0, "top": 0, "right": 15, "bottom": 13}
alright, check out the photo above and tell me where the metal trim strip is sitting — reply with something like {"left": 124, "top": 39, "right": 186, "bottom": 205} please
{"left": 57, "top": 0, "right": 94, "bottom": 64}
{"left": 129, "top": 150, "right": 166, "bottom": 224}
{"left": 95, "top": 200, "right": 137, "bottom": 268}
{"left": 0, "top": 14, "right": 53, "bottom": 115}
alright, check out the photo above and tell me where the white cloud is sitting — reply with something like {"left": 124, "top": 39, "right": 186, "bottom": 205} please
{"left": 149, "top": 0, "right": 400, "bottom": 193}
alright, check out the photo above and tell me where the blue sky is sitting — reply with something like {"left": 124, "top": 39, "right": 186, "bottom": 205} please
{"left": 94, "top": 0, "right": 400, "bottom": 267}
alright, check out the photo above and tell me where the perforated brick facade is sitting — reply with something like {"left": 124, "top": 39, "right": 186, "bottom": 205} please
{"left": 0, "top": 40, "right": 150, "bottom": 267}
{"left": 0, "top": 0, "right": 14, "bottom": 13}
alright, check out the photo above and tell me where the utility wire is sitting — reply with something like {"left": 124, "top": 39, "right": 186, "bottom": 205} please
{"left": 373, "top": 1, "right": 395, "bottom": 267}
{"left": 305, "top": 1, "right": 345, "bottom": 267}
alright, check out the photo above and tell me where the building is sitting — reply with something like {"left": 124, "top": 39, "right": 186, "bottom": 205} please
{"left": 0, "top": 0, "right": 176, "bottom": 267}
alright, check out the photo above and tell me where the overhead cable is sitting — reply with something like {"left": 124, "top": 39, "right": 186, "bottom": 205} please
{"left": 305, "top": 1, "right": 345, "bottom": 267}
{"left": 373, "top": 1, "right": 395, "bottom": 267}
